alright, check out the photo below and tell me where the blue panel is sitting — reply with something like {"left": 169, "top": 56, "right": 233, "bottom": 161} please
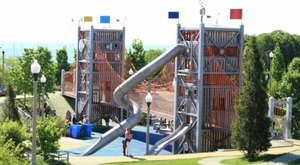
{"left": 168, "top": 11, "right": 179, "bottom": 19}
{"left": 100, "top": 16, "right": 110, "bottom": 23}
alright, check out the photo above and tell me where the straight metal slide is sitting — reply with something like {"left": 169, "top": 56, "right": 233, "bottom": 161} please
{"left": 149, "top": 123, "right": 192, "bottom": 155}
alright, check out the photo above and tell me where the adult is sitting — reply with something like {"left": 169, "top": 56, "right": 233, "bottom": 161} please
{"left": 66, "top": 110, "right": 72, "bottom": 121}
{"left": 83, "top": 115, "right": 88, "bottom": 124}
{"left": 72, "top": 115, "right": 77, "bottom": 124}
{"left": 124, "top": 128, "right": 133, "bottom": 156}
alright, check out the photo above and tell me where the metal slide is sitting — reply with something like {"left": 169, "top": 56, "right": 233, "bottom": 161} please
{"left": 149, "top": 123, "right": 192, "bottom": 155}
{"left": 82, "top": 44, "right": 186, "bottom": 156}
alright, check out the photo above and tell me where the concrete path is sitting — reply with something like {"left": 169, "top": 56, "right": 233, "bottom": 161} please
{"left": 198, "top": 156, "right": 238, "bottom": 165}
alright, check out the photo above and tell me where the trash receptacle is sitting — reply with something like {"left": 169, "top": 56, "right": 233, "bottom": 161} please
{"left": 85, "top": 124, "right": 93, "bottom": 137}
{"left": 71, "top": 125, "right": 82, "bottom": 139}
{"left": 69, "top": 125, "right": 72, "bottom": 137}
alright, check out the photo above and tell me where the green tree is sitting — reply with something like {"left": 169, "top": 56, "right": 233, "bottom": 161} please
{"left": 56, "top": 46, "right": 70, "bottom": 85}
{"left": 10, "top": 47, "right": 56, "bottom": 108}
{"left": 278, "top": 58, "right": 300, "bottom": 139}
{"left": 127, "top": 39, "right": 146, "bottom": 70}
{"left": 37, "top": 116, "right": 61, "bottom": 160}
{"left": 231, "top": 36, "right": 271, "bottom": 160}
{"left": 3, "top": 83, "right": 20, "bottom": 121}
{"left": 271, "top": 44, "right": 285, "bottom": 82}
{"left": 145, "top": 49, "right": 164, "bottom": 64}
{"left": 269, "top": 43, "right": 285, "bottom": 97}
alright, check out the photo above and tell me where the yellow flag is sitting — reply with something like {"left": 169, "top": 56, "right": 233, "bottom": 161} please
{"left": 84, "top": 16, "right": 93, "bottom": 22}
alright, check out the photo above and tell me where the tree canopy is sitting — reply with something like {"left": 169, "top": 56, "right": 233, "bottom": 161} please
{"left": 127, "top": 39, "right": 147, "bottom": 71}
{"left": 231, "top": 36, "right": 271, "bottom": 160}
{"left": 278, "top": 58, "right": 300, "bottom": 139}
{"left": 56, "top": 46, "right": 70, "bottom": 85}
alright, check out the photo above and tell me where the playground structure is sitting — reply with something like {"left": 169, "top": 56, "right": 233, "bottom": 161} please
{"left": 62, "top": 26, "right": 126, "bottom": 124}
{"left": 61, "top": 21, "right": 244, "bottom": 155}
{"left": 155, "top": 24, "right": 244, "bottom": 153}
{"left": 268, "top": 97, "right": 292, "bottom": 139}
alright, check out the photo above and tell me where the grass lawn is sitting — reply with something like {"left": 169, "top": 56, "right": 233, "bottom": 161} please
{"left": 104, "top": 157, "right": 204, "bottom": 165}
{"left": 220, "top": 154, "right": 283, "bottom": 164}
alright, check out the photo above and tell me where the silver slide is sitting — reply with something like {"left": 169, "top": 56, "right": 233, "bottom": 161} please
{"left": 82, "top": 44, "right": 186, "bottom": 156}
{"left": 149, "top": 123, "right": 192, "bottom": 155}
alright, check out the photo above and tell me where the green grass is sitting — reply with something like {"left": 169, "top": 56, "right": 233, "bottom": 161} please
{"left": 104, "top": 157, "right": 204, "bottom": 165}
{"left": 221, "top": 154, "right": 283, "bottom": 165}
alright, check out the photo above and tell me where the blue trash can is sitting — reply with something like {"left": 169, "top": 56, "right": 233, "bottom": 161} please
{"left": 69, "top": 125, "right": 72, "bottom": 137}
{"left": 85, "top": 124, "right": 93, "bottom": 137}
{"left": 71, "top": 125, "right": 82, "bottom": 139}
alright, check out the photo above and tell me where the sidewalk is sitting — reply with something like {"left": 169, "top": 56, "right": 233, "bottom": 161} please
{"left": 59, "top": 138, "right": 300, "bottom": 165}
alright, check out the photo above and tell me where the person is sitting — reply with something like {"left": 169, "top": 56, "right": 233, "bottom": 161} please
{"left": 83, "top": 115, "right": 88, "bottom": 124}
{"left": 122, "top": 139, "right": 127, "bottom": 156}
{"left": 124, "top": 128, "right": 133, "bottom": 156}
{"left": 72, "top": 115, "right": 77, "bottom": 124}
{"left": 66, "top": 110, "right": 72, "bottom": 121}
{"left": 170, "top": 120, "right": 174, "bottom": 132}
{"left": 156, "top": 118, "right": 164, "bottom": 133}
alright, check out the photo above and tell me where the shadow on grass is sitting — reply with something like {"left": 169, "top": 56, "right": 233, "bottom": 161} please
{"left": 221, "top": 154, "right": 285, "bottom": 164}
{"left": 63, "top": 95, "right": 75, "bottom": 111}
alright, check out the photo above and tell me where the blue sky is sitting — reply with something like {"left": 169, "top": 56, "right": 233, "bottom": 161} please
{"left": 0, "top": 0, "right": 299, "bottom": 51}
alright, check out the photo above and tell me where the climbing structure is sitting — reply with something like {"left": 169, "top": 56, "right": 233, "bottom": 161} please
{"left": 75, "top": 26, "right": 125, "bottom": 122}
{"left": 172, "top": 24, "right": 244, "bottom": 153}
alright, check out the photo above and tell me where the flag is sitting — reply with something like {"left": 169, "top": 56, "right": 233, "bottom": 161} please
{"left": 230, "top": 9, "right": 242, "bottom": 19}
{"left": 168, "top": 11, "right": 179, "bottom": 19}
{"left": 84, "top": 16, "right": 93, "bottom": 22}
{"left": 100, "top": 16, "right": 110, "bottom": 23}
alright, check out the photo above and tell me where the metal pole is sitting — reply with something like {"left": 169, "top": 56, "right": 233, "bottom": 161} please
{"left": 41, "top": 84, "right": 45, "bottom": 121}
{"left": 31, "top": 76, "right": 38, "bottom": 165}
{"left": 2, "top": 50, "right": 4, "bottom": 87}
{"left": 285, "top": 97, "right": 292, "bottom": 139}
{"left": 146, "top": 103, "right": 150, "bottom": 155}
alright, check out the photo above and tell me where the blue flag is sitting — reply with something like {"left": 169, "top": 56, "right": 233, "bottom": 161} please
{"left": 100, "top": 16, "right": 110, "bottom": 23}
{"left": 168, "top": 12, "right": 179, "bottom": 19}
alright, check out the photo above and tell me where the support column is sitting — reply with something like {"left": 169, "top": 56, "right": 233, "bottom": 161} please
{"left": 196, "top": 23, "right": 205, "bottom": 152}
{"left": 268, "top": 97, "right": 274, "bottom": 138}
{"left": 285, "top": 97, "right": 292, "bottom": 139}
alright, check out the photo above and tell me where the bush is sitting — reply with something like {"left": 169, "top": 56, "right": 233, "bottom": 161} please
{"left": 0, "top": 139, "right": 29, "bottom": 165}
{"left": 0, "top": 120, "right": 29, "bottom": 153}
{"left": 37, "top": 116, "right": 62, "bottom": 160}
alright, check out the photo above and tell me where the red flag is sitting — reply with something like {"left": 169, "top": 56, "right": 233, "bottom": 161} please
{"left": 230, "top": 9, "right": 242, "bottom": 19}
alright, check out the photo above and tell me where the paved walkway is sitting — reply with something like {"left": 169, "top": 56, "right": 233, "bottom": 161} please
{"left": 59, "top": 138, "right": 300, "bottom": 165}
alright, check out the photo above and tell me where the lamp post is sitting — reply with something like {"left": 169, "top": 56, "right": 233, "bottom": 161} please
{"left": 145, "top": 92, "right": 152, "bottom": 155}
{"left": 269, "top": 51, "right": 274, "bottom": 88}
{"left": 40, "top": 74, "right": 46, "bottom": 121}
{"left": 126, "top": 68, "right": 134, "bottom": 118}
{"left": 1, "top": 46, "right": 5, "bottom": 88}
{"left": 31, "top": 59, "right": 40, "bottom": 165}
{"left": 128, "top": 68, "right": 134, "bottom": 76}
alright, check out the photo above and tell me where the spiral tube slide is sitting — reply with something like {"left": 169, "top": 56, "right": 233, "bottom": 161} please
{"left": 82, "top": 44, "right": 186, "bottom": 156}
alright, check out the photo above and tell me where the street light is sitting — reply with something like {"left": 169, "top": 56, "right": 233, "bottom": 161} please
{"left": 126, "top": 68, "right": 134, "bottom": 118}
{"left": 1, "top": 46, "right": 5, "bottom": 88}
{"left": 30, "top": 59, "right": 40, "bottom": 165}
{"left": 40, "top": 74, "right": 46, "bottom": 121}
{"left": 269, "top": 51, "right": 274, "bottom": 87}
{"left": 145, "top": 92, "right": 153, "bottom": 155}
{"left": 129, "top": 68, "right": 134, "bottom": 76}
